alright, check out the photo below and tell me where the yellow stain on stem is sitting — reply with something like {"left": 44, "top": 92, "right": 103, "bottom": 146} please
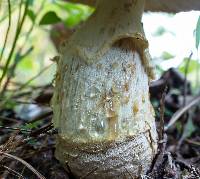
{"left": 132, "top": 102, "right": 139, "bottom": 115}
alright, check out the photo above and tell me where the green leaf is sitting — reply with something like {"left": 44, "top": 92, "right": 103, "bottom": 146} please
{"left": 19, "top": 57, "right": 34, "bottom": 71}
{"left": 28, "top": 0, "right": 34, "bottom": 6}
{"left": 55, "top": 1, "right": 94, "bottom": 27}
{"left": 179, "top": 58, "right": 200, "bottom": 74}
{"left": 21, "top": 121, "right": 41, "bottom": 131}
{"left": 161, "top": 51, "right": 175, "bottom": 60}
{"left": 39, "top": 11, "right": 62, "bottom": 25}
{"left": 195, "top": 16, "right": 200, "bottom": 50}
{"left": 27, "top": 9, "right": 36, "bottom": 22}
{"left": 64, "top": 15, "right": 82, "bottom": 27}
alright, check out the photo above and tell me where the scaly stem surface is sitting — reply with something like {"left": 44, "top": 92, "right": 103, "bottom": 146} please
{"left": 53, "top": 0, "right": 157, "bottom": 178}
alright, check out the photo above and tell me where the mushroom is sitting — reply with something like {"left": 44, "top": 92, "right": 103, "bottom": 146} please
{"left": 67, "top": 0, "right": 200, "bottom": 12}
{"left": 52, "top": 0, "right": 196, "bottom": 178}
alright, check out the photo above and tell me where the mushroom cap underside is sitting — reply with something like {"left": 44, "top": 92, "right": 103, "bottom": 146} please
{"left": 66, "top": 0, "right": 200, "bottom": 13}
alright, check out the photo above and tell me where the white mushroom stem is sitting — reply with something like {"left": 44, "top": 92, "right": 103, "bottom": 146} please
{"left": 52, "top": 0, "right": 157, "bottom": 178}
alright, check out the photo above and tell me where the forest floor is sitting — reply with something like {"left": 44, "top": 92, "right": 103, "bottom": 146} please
{"left": 0, "top": 68, "right": 199, "bottom": 179}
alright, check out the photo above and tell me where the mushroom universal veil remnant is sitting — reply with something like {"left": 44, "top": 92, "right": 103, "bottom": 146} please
{"left": 52, "top": 0, "right": 158, "bottom": 178}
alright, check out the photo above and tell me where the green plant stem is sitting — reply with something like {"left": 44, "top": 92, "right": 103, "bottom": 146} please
{"left": 18, "top": 0, "right": 46, "bottom": 53}
{"left": 18, "top": 64, "right": 52, "bottom": 91}
{"left": 0, "top": 47, "right": 33, "bottom": 97}
{"left": 0, "top": 64, "right": 52, "bottom": 108}
{"left": 0, "top": 5, "right": 18, "bottom": 23}
{"left": 0, "top": 0, "right": 29, "bottom": 86}
{"left": 0, "top": 0, "right": 11, "bottom": 63}
{"left": 0, "top": 0, "right": 46, "bottom": 96}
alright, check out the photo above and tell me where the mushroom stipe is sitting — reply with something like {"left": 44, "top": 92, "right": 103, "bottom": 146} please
{"left": 52, "top": 0, "right": 158, "bottom": 178}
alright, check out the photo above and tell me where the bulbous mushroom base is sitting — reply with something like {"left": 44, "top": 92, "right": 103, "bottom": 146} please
{"left": 52, "top": 0, "right": 158, "bottom": 177}
{"left": 55, "top": 131, "right": 157, "bottom": 179}
{"left": 53, "top": 39, "right": 157, "bottom": 178}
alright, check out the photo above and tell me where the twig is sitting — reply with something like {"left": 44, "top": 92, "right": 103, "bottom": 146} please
{"left": 30, "top": 122, "right": 53, "bottom": 137}
{"left": 0, "top": 151, "right": 46, "bottom": 179}
{"left": 8, "top": 81, "right": 50, "bottom": 89}
{"left": 1, "top": 164, "right": 25, "bottom": 179}
{"left": 0, "top": 116, "right": 19, "bottom": 123}
{"left": 0, "top": 126, "right": 31, "bottom": 132}
{"left": 147, "top": 88, "right": 167, "bottom": 177}
{"left": 27, "top": 111, "right": 52, "bottom": 124}
{"left": 0, "top": 98, "right": 50, "bottom": 107}
{"left": 11, "top": 91, "right": 32, "bottom": 98}
{"left": 165, "top": 95, "right": 200, "bottom": 130}
{"left": 147, "top": 134, "right": 167, "bottom": 178}
{"left": 185, "top": 138, "right": 200, "bottom": 146}
{"left": 19, "top": 166, "right": 26, "bottom": 179}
